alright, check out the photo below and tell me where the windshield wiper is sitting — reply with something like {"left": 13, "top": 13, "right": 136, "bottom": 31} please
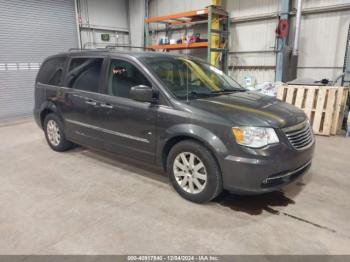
{"left": 210, "top": 88, "right": 244, "bottom": 94}
{"left": 189, "top": 91, "right": 213, "bottom": 97}
{"left": 184, "top": 89, "right": 243, "bottom": 99}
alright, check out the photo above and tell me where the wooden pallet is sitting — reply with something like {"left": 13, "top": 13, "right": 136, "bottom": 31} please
{"left": 277, "top": 85, "right": 349, "bottom": 136}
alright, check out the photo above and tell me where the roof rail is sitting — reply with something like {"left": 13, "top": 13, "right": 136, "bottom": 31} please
{"left": 68, "top": 47, "right": 107, "bottom": 52}
{"left": 68, "top": 45, "right": 155, "bottom": 53}
{"left": 105, "top": 45, "right": 154, "bottom": 51}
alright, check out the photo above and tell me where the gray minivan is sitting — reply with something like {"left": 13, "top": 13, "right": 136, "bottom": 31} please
{"left": 34, "top": 50, "right": 315, "bottom": 203}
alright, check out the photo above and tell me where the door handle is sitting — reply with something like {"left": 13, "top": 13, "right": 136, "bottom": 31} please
{"left": 100, "top": 103, "right": 113, "bottom": 109}
{"left": 85, "top": 100, "right": 97, "bottom": 106}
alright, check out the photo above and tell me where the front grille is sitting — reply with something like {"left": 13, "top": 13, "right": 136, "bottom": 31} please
{"left": 283, "top": 121, "right": 314, "bottom": 150}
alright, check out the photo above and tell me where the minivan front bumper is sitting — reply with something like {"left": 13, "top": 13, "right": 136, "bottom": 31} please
{"left": 221, "top": 140, "right": 315, "bottom": 194}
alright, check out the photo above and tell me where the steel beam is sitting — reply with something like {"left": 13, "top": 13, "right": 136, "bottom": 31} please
{"left": 275, "top": 0, "right": 290, "bottom": 82}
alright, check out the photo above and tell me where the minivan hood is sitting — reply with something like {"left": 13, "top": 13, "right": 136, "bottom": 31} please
{"left": 188, "top": 91, "right": 306, "bottom": 128}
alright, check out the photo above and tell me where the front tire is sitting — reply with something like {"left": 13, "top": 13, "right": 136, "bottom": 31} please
{"left": 167, "top": 140, "right": 223, "bottom": 203}
{"left": 44, "top": 113, "right": 73, "bottom": 152}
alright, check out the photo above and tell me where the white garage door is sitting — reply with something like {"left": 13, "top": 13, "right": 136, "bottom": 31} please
{"left": 0, "top": 0, "right": 78, "bottom": 119}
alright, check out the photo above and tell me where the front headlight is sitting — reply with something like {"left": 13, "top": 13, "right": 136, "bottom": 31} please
{"left": 232, "top": 126, "right": 279, "bottom": 148}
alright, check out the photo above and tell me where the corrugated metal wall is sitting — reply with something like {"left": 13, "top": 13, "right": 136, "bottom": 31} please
{"left": 0, "top": 0, "right": 78, "bottom": 119}
{"left": 292, "top": 0, "right": 350, "bottom": 82}
{"left": 147, "top": 0, "right": 350, "bottom": 86}
{"left": 228, "top": 0, "right": 279, "bottom": 85}
{"left": 77, "top": 0, "right": 130, "bottom": 48}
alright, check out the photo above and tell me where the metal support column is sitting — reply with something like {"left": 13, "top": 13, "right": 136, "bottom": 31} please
{"left": 207, "top": 6, "right": 213, "bottom": 64}
{"left": 275, "top": 0, "right": 290, "bottom": 82}
{"left": 223, "top": 14, "right": 230, "bottom": 73}
{"left": 293, "top": 0, "right": 303, "bottom": 56}
{"left": 342, "top": 23, "right": 350, "bottom": 85}
{"left": 74, "top": 0, "right": 82, "bottom": 48}
{"left": 144, "top": 0, "right": 150, "bottom": 47}
{"left": 209, "top": 0, "right": 221, "bottom": 66}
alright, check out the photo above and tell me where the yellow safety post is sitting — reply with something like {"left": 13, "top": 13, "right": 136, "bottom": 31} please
{"left": 210, "top": 0, "right": 221, "bottom": 66}
{"left": 211, "top": 0, "right": 221, "bottom": 6}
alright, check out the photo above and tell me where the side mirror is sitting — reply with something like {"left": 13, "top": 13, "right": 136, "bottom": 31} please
{"left": 130, "top": 85, "right": 158, "bottom": 103}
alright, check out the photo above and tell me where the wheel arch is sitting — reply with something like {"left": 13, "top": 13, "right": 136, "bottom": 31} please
{"left": 39, "top": 102, "right": 61, "bottom": 129}
{"left": 160, "top": 124, "right": 228, "bottom": 172}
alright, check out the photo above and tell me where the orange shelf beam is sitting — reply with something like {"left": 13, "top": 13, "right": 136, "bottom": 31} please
{"left": 145, "top": 9, "right": 208, "bottom": 24}
{"left": 148, "top": 42, "right": 208, "bottom": 50}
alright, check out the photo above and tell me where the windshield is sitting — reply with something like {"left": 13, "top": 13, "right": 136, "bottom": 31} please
{"left": 141, "top": 56, "right": 245, "bottom": 100}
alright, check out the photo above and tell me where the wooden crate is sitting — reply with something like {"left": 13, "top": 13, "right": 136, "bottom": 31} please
{"left": 277, "top": 85, "right": 349, "bottom": 136}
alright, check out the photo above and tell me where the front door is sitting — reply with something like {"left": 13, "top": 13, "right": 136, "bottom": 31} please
{"left": 99, "top": 58, "right": 157, "bottom": 163}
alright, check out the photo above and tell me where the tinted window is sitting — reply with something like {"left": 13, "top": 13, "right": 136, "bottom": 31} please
{"left": 37, "top": 56, "right": 66, "bottom": 85}
{"left": 67, "top": 58, "right": 103, "bottom": 92}
{"left": 108, "top": 59, "right": 151, "bottom": 98}
{"left": 49, "top": 69, "right": 63, "bottom": 85}
{"left": 68, "top": 58, "right": 90, "bottom": 71}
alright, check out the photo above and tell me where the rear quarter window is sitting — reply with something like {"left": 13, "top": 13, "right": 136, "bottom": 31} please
{"left": 36, "top": 56, "right": 66, "bottom": 86}
{"left": 66, "top": 57, "right": 103, "bottom": 93}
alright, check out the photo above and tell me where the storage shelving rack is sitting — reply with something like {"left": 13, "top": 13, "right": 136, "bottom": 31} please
{"left": 144, "top": 6, "right": 230, "bottom": 73}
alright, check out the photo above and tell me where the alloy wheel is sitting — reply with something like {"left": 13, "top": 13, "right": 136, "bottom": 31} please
{"left": 46, "top": 119, "right": 61, "bottom": 146}
{"left": 173, "top": 152, "right": 207, "bottom": 194}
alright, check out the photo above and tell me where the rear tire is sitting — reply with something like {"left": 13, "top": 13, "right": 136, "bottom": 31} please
{"left": 44, "top": 113, "right": 73, "bottom": 152}
{"left": 167, "top": 140, "right": 223, "bottom": 203}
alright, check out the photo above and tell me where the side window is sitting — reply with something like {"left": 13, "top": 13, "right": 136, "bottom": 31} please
{"left": 68, "top": 58, "right": 90, "bottom": 71}
{"left": 108, "top": 59, "right": 151, "bottom": 98}
{"left": 37, "top": 56, "right": 66, "bottom": 85}
{"left": 67, "top": 58, "right": 103, "bottom": 92}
